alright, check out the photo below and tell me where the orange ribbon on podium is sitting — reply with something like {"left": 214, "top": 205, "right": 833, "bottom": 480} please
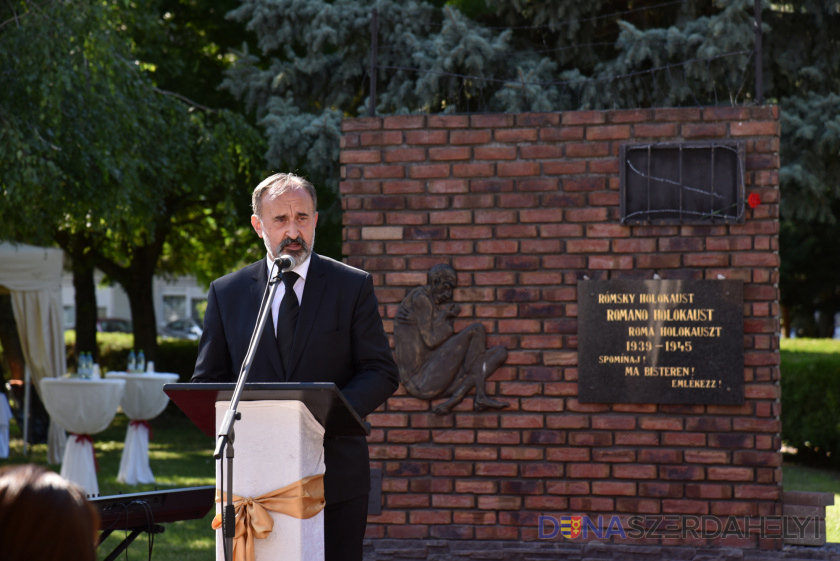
{"left": 211, "top": 473, "right": 326, "bottom": 561}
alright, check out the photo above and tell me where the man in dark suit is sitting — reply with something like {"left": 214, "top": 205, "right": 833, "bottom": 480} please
{"left": 191, "top": 172, "right": 398, "bottom": 561}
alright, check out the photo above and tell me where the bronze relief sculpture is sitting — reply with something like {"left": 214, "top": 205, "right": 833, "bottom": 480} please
{"left": 394, "top": 264, "right": 509, "bottom": 415}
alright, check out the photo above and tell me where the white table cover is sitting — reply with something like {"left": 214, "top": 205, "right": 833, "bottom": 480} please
{"left": 215, "top": 400, "right": 325, "bottom": 561}
{"left": 39, "top": 378, "right": 125, "bottom": 496}
{"left": 105, "top": 372, "right": 179, "bottom": 485}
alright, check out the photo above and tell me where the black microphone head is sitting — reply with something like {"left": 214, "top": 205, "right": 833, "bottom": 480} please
{"left": 275, "top": 254, "right": 296, "bottom": 271}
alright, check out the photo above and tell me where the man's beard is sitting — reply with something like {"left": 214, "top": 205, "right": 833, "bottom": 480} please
{"left": 268, "top": 232, "right": 315, "bottom": 264}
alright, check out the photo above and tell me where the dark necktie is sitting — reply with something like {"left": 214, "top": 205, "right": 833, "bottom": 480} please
{"left": 277, "top": 271, "right": 300, "bottom": 373}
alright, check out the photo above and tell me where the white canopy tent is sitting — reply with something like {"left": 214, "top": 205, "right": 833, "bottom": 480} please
{"left": 0, "top": 241, "right": 67, "bottom": 463}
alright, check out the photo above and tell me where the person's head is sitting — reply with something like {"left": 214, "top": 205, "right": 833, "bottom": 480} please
{"left": 251, "top": 173, "right": 319, "bottom": 264}
{"left": 428, "top": 264, "right": 457, "bottom": 304}
{"left": 0, "top": 464, "right": 100, "bottom": 561}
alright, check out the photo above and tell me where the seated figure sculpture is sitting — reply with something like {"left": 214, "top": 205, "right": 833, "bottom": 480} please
{"left": 394, "top": 264, "right": 508, "bottom": 415}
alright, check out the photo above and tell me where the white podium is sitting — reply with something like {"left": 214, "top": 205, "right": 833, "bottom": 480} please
{"left": 164, "top": 382, "right": 369, "bottom": 561}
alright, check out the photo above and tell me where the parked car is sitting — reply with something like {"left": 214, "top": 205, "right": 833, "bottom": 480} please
{"left": 160, "top": 318, "right": 203, "bottom": 340}
{"left": 96, "top": 318, "right": 132, "bottom": 333}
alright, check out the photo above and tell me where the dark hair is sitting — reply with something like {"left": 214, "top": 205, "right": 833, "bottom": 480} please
{"left": 251, "top": 173, "right": 318, "bottom": 218}
{"left": 0, "top": 464, "right": 100, "bottom": 561}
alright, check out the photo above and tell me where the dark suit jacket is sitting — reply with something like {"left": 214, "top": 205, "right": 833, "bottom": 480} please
{"left": 191, "top": 252, "right": 398, "bottom": 504}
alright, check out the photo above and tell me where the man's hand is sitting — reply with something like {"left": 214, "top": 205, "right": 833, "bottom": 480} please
{"left": 445, "top": 303, "right": 461, "bottom": 317}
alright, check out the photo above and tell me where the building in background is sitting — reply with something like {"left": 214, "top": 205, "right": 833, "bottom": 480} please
{"left": 60, "top": 271, "right": 208, "bottom": 334}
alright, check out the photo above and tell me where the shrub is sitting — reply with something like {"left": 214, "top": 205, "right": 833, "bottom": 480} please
{"left": 781, "top": 338, "right": 840, "bottom": 464}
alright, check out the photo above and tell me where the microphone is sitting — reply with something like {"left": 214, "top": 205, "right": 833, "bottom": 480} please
{"left": 274, "top": 254, "right": 296, "bottom": 271}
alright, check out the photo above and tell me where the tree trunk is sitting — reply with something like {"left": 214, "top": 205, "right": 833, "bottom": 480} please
{"left": 126, "top": 265, "right": 158, "bottom": 363}
{"left": 72, "top": 252, "right": 99, "bottom": 362}
{"left": 780, "top": 304, "right": 790, "bottom": 338}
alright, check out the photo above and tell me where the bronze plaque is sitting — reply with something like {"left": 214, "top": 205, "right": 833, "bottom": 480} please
{"left": 577, "top": 279, "right": 744, "bottom": 404}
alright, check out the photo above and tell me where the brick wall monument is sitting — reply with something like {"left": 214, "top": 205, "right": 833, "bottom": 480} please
{"left": 338, "top": 107, "right": 793, "bottom": 559}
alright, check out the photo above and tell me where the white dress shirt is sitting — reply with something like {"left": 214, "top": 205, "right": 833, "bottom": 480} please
{"left": 265, "top": 254, "right": 311, "bottom": 335}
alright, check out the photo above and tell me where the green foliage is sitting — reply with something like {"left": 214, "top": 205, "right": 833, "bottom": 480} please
{"left": 1, "top": 1, "right": 266, "bottom": 356}
{"left": 781, "top": 338, "right": 840, "bottom": 464}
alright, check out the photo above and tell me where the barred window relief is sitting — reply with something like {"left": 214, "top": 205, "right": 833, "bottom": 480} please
{"left": 620, "top": 142, "right": 746, "bottom": 224}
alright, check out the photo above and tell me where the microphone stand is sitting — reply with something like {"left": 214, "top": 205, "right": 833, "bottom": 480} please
{"left": 214, "top": 255, "right": 295, "bottom": 560}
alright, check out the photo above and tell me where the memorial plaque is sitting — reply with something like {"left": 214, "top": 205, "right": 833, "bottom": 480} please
{"left": 577, "top": 279, "right": 744, "bottom": 404}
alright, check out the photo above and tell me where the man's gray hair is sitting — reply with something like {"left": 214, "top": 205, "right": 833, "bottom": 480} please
{"left": 251, "top": 173, "right": 318, "bottom": 218}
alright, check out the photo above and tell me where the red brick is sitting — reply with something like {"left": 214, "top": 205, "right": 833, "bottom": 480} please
{"left": 516, "top": 113, "right": 561, "bottom": 127}
{"left": 431, "top": 494, "right": 474, "bottom": 508}
{"left": 589, "top": 255, "right": 634, "bottom": 270}
{"left": 383, "top": 148, "right": 425, "bottom": 163}
{"left": 541, "top": 127, "right": 585, "bottom": 141}
{"left": 634, "top": 123, "right": 678, "bottom": 137}
{"left": 428, "top": 115, "right": 469, "bottom": 128}
{"left": 495, "top": 128, "right": 538, "bottom": 142}
{"left": 382, "top": 180, "right": 425, "bottom": 194}
{"left": 474, "top": 146, "right": 517, "bottom": 160}
{"left": 476, "top": 463, "right": 519, "bottom": 477}
{"left": 383, "top": 115, "right": 426, "bottom": 129}
{"left": 563, "top": 176, "right": 606, "bottom": 191}
{"left": 544, "top": 160, "right": 587, "bottom": 175}
{"left": 616, "top": 498, "right": 662, "bottom": 514}
{"left": 342, "top": 117, "right": 381, "bottom": 132}
{"left": 452, "top": 511, "right": 495, "bottom": 525}
{"left": 662, "top": 432, "right": 706, "bottom": 447}
{"left": 386, "top": 525, "right": 429, "bottom": 539}
{"left": 731, "top": 121, "right": 778, "bottom": 136}
{"left": 586, "top": 125, "right": 631, "bottom": 140}
{"left": 427, "top": 179, "right": 468, "bottom": 193}
{"left": 662, "top": 499, "right": 709, "bottom": 515}
{"left": 614, "top": 465, "right": 657, "bottom": 479}
{"left": 564, "top": 207, "right": 608, "bottom": 222}
{"left": 388, "top": 494, "right": 430, "bottom": 508}
{"left": 566, "top": 143, "right": 611, "bottom": 158}
{"left": 450, "top": 130, "right": 492, "bottom": 144}
{"left": 685, "top": 483, "right": 732, "bottom": 499}
{"left": 364, "top": 165, "right": 405, "bottom": 179}
{"left": 518, "top": 178, "right": 558, "bottom": 191}
{"left": 659, "top": 465, "right": 704, "bottom": 480}
{"left": 429, "top": 146, "right": 471, "bottom": 161}
{"left": 708, "top": 467, "right": 754, "bottom": 481}
{"left": 655, "top": 107, "right": 702, "bottom": 121}
{"left": 613, "top": 238, "right": 656, "bottom": 253}
{"left": 405, "top": 130, "right": 448, "bottom": 144}
{"left": 471, "top": 114, "right": 515, "bottom": 128}
{"left": 453, "top": 163, "right": 495, "bottom": 177}
{"left": 410, "top": 510, "right": 451, "bottom": 525}
{"left": 732, "top": 252, "right": 779, "bottom": 267}
{"left": 684, "top": 253, "right": 729, "bottom": 267}
{"left": 369, "top": 445, "right": 409, "bottom": 459}
{"left": 568, "top": 463, "right": 610, "bottom": 478}
{"left": 361, "top": 130, "right": 403, "bottom": 146}
{"left": 592, "top": 481, "right": 637, "bottom": 496}
{"left": 520, "top": 145, "right": 563, "bottom": 159}
{"left": 635, "top": 254, "right": 682, "bottom": 268}
{"left": 563, "top": 111, "right": 606, "bottom": 125}
{"left": 408, "top": 164, "right": 450, "bottom": 179}
{"left": 520, "top": 209, "right": 562, "bottom": 223}
{"left": 610, "top": 109, "right": 654, "bottom": 123}
{"left": 340, "top": 150, "right": 382, "bottom": 164}
{"left": 498, "top": 162, "right": 540, "bottom": 177}
{"left": 682, "top": 123, "right": 727, "bottom": 138}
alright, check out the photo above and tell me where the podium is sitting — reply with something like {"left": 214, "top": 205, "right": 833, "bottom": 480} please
{"left": 164, "top": 382, "right": 369, "bottom": 561}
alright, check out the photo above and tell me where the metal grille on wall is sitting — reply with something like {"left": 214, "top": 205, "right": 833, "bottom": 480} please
{"left": 620, "top": 142, "right": 746, "bottom": 224}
